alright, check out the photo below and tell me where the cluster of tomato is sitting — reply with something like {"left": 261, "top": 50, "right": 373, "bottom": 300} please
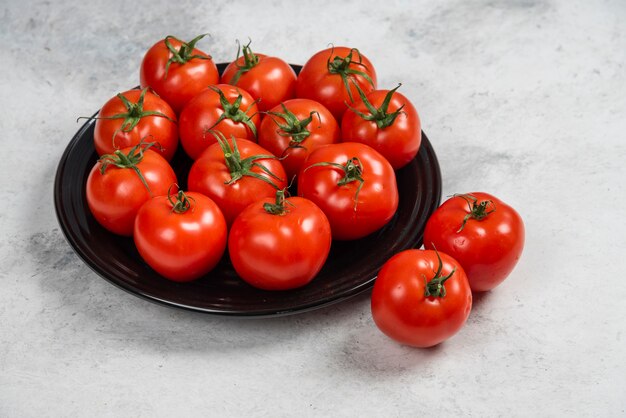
{"left": 372, "top": 192, "right": 525, "bottom": 347}
{"left": 85, "top": 35, "right": 417, "bottom": 287}
{"left": 83, "top": 34, "right": 524, "bottom": 348}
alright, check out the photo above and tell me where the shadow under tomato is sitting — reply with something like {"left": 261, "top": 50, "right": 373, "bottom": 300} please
{"left": 471, "top": 290, "right": 495, "bottom": 308}
{"left": 331, "top": 320, "right": 448, "bottom": 378}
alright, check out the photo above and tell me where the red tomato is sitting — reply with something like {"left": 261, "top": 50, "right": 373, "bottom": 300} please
{"left": 134, "top": 190, "right": 227, "bottom": 282}
{"left": 297, "top": 142, "right": 398, "bottom": 240}
{"left": 341, "top": 84, "right": 421, "bottom": 169}
{"left": 229, "top": 191, "right": 332, "bottom": 290}
{"left": 140, "top": 34, "right": 219, "bottom": 113}
{"left": 187, "top": 136, "right": 287, "bottom": 226}
{"left": 93, "top": 88, "right": 178, "bottom": 161}
{"left": 221, "top": 40, "right": 297, "bottom": 111}
{"left": 179, "top": 84, "right": 260, "bottom": 160}
{"left": 371, "top": 249, "right": 472, "bottom": 348}
{"left": 258, "top": 99, "right": 340, "bottom": 180}
{"left": 86, "top": 143, "right": 177, "bottom": 236}
{"left": 423, "top": 193, "right": 525, "bottom": 292}
{"left": 296, "top": 46, "right": 377, "bottom": 121}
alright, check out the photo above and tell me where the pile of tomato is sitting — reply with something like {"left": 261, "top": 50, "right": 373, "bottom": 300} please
{"left": 82, "top": 34, "right": 525, "bottom": 348}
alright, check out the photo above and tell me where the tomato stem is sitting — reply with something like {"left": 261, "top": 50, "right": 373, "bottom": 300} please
{"left": 206, "top": 86, "right": 258, "bottom": 138}
{"left": 167, "top": 185, "right": 194, "bottom": 214}
{"left": 345, "top": 83, "right": 405, "bottom": 129}
{"left": 209, "top": 131, "right": 283, "bottom": 190}
{"left": 229, "top": 38, "right": 260, "bottom": 85}
{"left": 454, "top": 193, "right": 497, "bottom": 233}
{"left": 76, "top": 88, "right": 176, "bottom": 148}
{"left": 263, "top": 189, "right": 295, "bottom": 216}
{"left": 423, "top": 248, "right": 455, "bottom": 298}
{"left": 326, "top": 47, "right": 375, "bottom": 103}
{"left": 304, "top": 157, "right": 365, "bottom": 210}
{"left": 163, "top": 33, "right": 212, "bottom": 78}
{"left": 98, "top": 140, "right": 161, "bottom": 197}
{"left": 265, "top": 104, "right": 321, "bottom": 151}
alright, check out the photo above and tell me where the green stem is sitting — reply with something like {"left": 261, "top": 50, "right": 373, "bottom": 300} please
{"left": 76, "top": 88, "right": 176, "bottom": 148}
{"left": 206, "top": 86, "right": 258, "bottom": 138}
{"left": 423, "top": 248, "right": 456, "bottom": 298}
{"left": 229, "top": 38, "right": 260, "bottom": 85}
{"left": 167, "top": 185, "right": 194, "bottom": 214}
{"left": 345, "top": 83, "right": 405, "bottom": 129}
{"left": 326, "top": 47, "right": 375, "bottom": 103}
{"left": 208, "top": 131, "right": 283, "bottom": 189}
{"left": 265, "top": 104, "right": 320, "bottom": 150}
{"left": 98, "top": 140, "right": 159, "bottom": 197}
{"left": 163, "top": 33, "right": 212, "bottom": 78}
{"left": 304, "top": 157, "right": 365, "bottom": 210}
{"left": 454, "top": 193, "right": 497, "bottom": 232}
{"left": 263, "top": 189, "right": 294, "bottom": 215}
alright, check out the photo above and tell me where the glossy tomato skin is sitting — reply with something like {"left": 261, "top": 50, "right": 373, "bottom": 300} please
{"left": 258, "top": 99, "right": 340, "bottom": 180}
{"left": 423, "top": 192, "right": 525, "bottom": 292}
{"left": 94, "top": 89, "right": 178, "bottom": 161}
{"left": 296, "top": 46, "right": 377, "bottom": 121}
{"left": 140, "top": 37, "right": 219, "bottom": 113}
{"left": 178, "top": 84, "right": 260, "bottom": 160}
{"left": 371, "top": 249, "right": 472, "bottom": 348}
{"left": 341, "top": 89, "right": 421, "bottom": 170}
{"left": 86, "top": 148, "right": 177, "bottom": 236}
{"left": 133, "top": 192, "right": 227, "bottom": 282}
{"left": 221, "top": 53, "right": 297, "bottom": 112}
{"left": 187, "top": 138, "right": 287, "bottom": 226}
{"left": 297, "top": 142, "right": 398, "bottom": 240}
{"left": 229, "top": 196, "right": 332, "bottom": 290}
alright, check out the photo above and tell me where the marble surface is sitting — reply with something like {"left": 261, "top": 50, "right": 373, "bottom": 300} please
{"left": 1, "top": 0, "right": 625, "bottom": 416}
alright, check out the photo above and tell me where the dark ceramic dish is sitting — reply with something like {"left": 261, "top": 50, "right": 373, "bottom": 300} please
{"left": 53, "top": 63, "right": 442, "bottom": 317}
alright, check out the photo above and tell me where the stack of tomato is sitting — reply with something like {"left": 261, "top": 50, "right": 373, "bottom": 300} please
{"left": 82, "top": 34, "right": 524, "bottom": 348}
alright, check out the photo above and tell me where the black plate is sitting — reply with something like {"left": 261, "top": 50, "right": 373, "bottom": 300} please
{"left": 54, "top": 64, "right": 442, "bottom": 317}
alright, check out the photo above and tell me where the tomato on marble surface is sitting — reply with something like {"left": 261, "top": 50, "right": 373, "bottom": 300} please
{"left": 371, "top": 249, "right": 472, "bottom": 348}
{"left": 140, "top": 34, "right": 219, "bottom": 113}
{"left": 134, "top": 189, "right": 227, "bottom": 282}
{"left": 423, "top": 192, "right": 525, "bottom": 292}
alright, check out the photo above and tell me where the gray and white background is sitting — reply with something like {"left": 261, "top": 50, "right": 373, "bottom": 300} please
{"left": 1, "top": 0, "right": 625, "bottom": 416}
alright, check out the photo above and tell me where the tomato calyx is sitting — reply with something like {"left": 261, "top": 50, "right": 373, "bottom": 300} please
{"left": 423, "top": 248, "right": 456, "bottom": 298}
{"left": 163, "top": 33, "right": 212, "bottom": 78}
{"left": 98, "top": 140, "right": 161, "bottom": 196}
{"left": 167, "top": 185, "right": 195, "bottom": 214}
{"left": 326, "top": 47, "right": 375, "bottom": 103}
{"left": 229, "top": 39, "right": 261, "bottom": 85}
{"left": 346, "top": 83, "right": 405, "bottom": 129}
{"left": 211, "top": 132, "right": 283, "bottom": 189}
{"left": 454, "top": 193, "right": 497, "bottom": 233}
{"left": 77, "top": 88, "right": 176, "bottom": 146}
{"left": 206, "top": 86, "right": 259, "bottom": 138}
{"left": 305, "top": 157, "right": 365, "bottom": 210}
{"left": 263, "top": 189, "right": 295, "bottom": 216}
{"left": 265, "top": 104, "right": 321, "bottom": 150}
